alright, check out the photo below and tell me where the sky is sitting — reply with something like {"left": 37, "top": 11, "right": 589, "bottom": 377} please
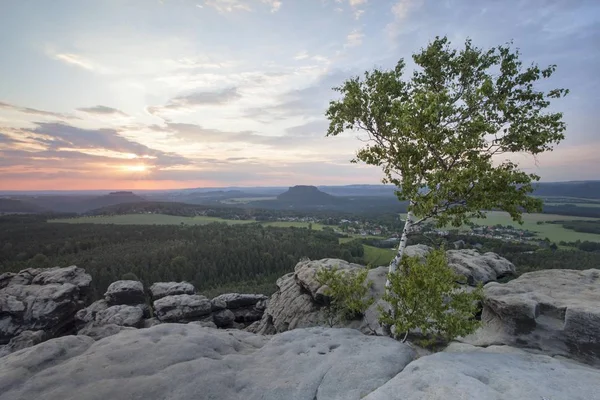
{"left": 0, "top": 0, "right": 598, "bottom": 190}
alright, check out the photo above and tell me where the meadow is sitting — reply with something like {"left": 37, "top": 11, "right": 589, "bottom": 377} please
{"left": 362, "top": 245, "right": 396, "bottom": 266}
{"left": 49, "top": 214, "right": 331, "bottom": 230}
{"left": 48, "top": 214, "right": 255, "bottom": 226}
{"left": 406, "top": 211, "right": 600, "bottom": 243}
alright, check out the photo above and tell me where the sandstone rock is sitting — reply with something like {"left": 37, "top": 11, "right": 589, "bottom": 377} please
{"left": 251, "top": 249, "right": 515, "bottom": 336}
{"left": 461, "top": 268, "right": 600, "bottom": 366}
{"left": 0, "top": 335, "right": 94, "bottom": 388}
{"left": 74, "top": 299, "right": 109, "bottom": 326}
{"left": 396, "top": 245, "right": 516, "bottom": 284}
{"left": 0, "top": 325, "right": 415, "bottom": 400}
{"left": 212, "top": 309, "right": 234, "bottom": 328}
{"left": 31, "top": 266, "right": 92, "bottom": 289}
{"left": 188, "top": 320, "right": 217, "bottom": 328}
{"left": 446, "top": 249, "right": 516, "bottom": 284}
{"left": 249, "top": 262, "right": 387, "bottom": 335}
{"left": 143, "top": 318, "right": 161, "bottom": 328}
{"left": 0, "top": 266, "right": 91, "bottom": 345}
{"left": 104, "top": 280, "right": 145, "bottom": 305}
{"left": 363, "top": 343, "right": 600, "bottom": 400}
{"left": 0, "top": 268, "right": 45, "bottom": 289}
{"left": 153, "top": 294, "right": 212, "bottom": 322}
{"left": 94, "top": 305, "right": 144, "bottom": 328}
{"left": 231, "top": 307, "right": 264, "bottom": 323}
{"left": 77, "top": 324, "right": 136, "bottom": 341}
{"left": 249, "top": 272, "right": 324, "bottom": 334}
{"left": 149, "top": 282, "right": 195, "bottom": 301}
{"left": 211, "top": 293, "right": 268, "bottom": 309}
{"left": 210, "top": 296, "right": 227, "bottom": 311}
{"left": 403, "top": 244, "right": 431, "bottom": 259}
{"left": 0, "top": 330, "right": 46, "bottom": 357}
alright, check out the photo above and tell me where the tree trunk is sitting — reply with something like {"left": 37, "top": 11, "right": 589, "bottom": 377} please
{"left": 385, "top": 210, "right": 413, "bottom": 287}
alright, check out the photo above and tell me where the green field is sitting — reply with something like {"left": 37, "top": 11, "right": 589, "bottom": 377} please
{"left": 48, "top": 214, "right": 332, "bottom": 230}
{"left": 261, "top": 221, "right": 327, "bottom": 230}
{"left": 49, "top": 214, "right": 255, "bottom": 226}
{"left": 363, "top": 245, "right": 395, "bottom": 266}
{"left": 220, "top": 197, "right": 277, "bottom": 204}
{"left": 544, "top": 203, "right": 600, "bottom": 208}
{"left": 402, "top": 211, "right": 600, "bottom": 243}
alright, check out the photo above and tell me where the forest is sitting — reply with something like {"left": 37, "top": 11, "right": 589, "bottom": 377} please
{"left": 0, "top": 214, "right": 363, "bottom": 299}
{"left": 2, "top": 214, "right": 599, "bottom": 301}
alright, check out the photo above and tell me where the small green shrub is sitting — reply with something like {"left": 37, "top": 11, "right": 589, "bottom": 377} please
{"left": 379, "top": 248, "right": 483, "bottom": 346}
{"left": 316, "top": 266, "right": 374, "bottom": 327}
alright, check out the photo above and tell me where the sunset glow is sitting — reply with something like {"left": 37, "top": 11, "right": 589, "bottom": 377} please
{"left": 0, "top": 1, "right": 598, "bottom": 191}
{"left": 121, "top": 165, "right": 149, "bottom": 173}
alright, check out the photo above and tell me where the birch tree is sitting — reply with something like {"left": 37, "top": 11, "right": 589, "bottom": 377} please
{"left": 325, "top": 36, "right": 568, "bottom": 280}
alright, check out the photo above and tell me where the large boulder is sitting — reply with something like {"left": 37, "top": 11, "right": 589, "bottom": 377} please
{"left": 0, "top": 330, "right": 46, "bottom": 358}
{"left": 363, "top": 342, "right": 600, "bottom": 400}
{"left": 75, "top": 300, "right": 145, "bottom": 340}
{"left": 104, "top": 280, "right": 146, "bottom": 305}
{"left": 0, "top": 266, "right": 91, "bottom": 346}
{"left": 0, "top": 325, "right": 415, "bottom": 400}
{"left": 250, "top": 248, "right": 515, "bottom": 336}
{"left": 461, "top": 268, "right": 600, "bottom": 366}
{"left": 212, "top": 309, "right": 235, "bottom": 328}
{"left": 153, "top": 294, "right": 212, "bottom": 322}
{"left": 94, "top": 305, "right": 144, "bottom": 328}
{"left": 2, "top": 325, "right": 599, "bottom": 399}
{"left": 398, "top": 245, "right": 516, "bottom": 284}
{"left": 211, "top": 293, "right": 269, "bottom": 327}
{"left": 74, "top": 299, "right": 109, "bottom": 327}
{"left": 211, "top": 293, "right": 268, "bottom": 309}
{"left": 446, "top": 249, "right": 516, "bottom": 284}
{"left": 148, "top": 282, "right": 195, "bottom": 301}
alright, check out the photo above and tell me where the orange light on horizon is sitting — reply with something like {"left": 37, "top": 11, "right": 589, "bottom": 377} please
{"left": 120, "top": 164, "right": 149, "bottom": 173}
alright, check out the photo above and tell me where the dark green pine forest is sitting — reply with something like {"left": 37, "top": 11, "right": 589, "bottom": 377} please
{"left": 0, "top": 215, "right": 363, "bottom": 299}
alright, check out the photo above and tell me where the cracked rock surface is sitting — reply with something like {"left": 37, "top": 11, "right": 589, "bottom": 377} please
{"left": 461, "top": 268, "right": 600, "bottom": 366}
{"left": 0, "top": 325, "right": 414, "bottom": 400}
{"left": 2, "top": 325, "right": 599, "bottom": 400}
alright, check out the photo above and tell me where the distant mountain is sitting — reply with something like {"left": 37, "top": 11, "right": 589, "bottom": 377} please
{"left": 0, "top": 198, "right": 47, "bottom": 214}
{"left": 277, "top": 186, "right": 341, "bottom": 206}
{"left": 84, "top": 192, "right": 147, "bottom": 211}
{"left": 534, "top": 181, "right": 600, "bottom": 199}
{"left": 318, "top": 185, "right": 396, "bottom": 197}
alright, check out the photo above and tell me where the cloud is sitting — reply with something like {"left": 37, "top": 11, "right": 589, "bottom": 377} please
{"left": 345, "top": 29, "right": 364, "bottom": 47}
{"left": 243, "top": 69, "right": 358, "bottom": 121}
{"left": 28, "top": 122, "right": 190, "bottom": 167}
{"left": 346, "top": 0, "right": 367, "bottom": 19}
{"left": 387, "top": 0, "right": 424, "bottom": 39}
{"left": 148, "top": 87, "right": 241, "bottom": 116}
{"left": 204, "top": 0, "right": 281, "bottom": 13}
{"left": 294, "top": 51, "right": 310, "bottom": 60}
{"left": 0, "top": 101, "right": 75, "bottom": 120}
{"left": 76, "top": 105, "right": 128, "bottom": 117}
{"left": 51, "top": 53, "right": 97, "bottom": 71}
{"left": 262, "top": 0, "right": 282, "bottom": 12}
{"left": 285, "top": 120, "right": 329, "bottom": 137}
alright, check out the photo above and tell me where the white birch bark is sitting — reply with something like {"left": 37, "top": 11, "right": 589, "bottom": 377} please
{"left": 385, "top": 209, "right": 414, "bottom": 287}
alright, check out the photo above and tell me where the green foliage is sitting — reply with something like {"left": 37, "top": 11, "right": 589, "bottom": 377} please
{"left": 379, "top": 249, "right": 483, "bottom": 346}
{"left": 316, "top": 267, "right": 374, "bottom": 326}
{"left": 0, "top": 215, "right": 361, "bottom": 300}
{"left": 121, "top": 272, "right": 140, "bottom": 281}
{"left": 29, "top": 253, "right": 51, "bottom": 268}
{"left": 326, "top": 36, "right": 568, "bottom": 228}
